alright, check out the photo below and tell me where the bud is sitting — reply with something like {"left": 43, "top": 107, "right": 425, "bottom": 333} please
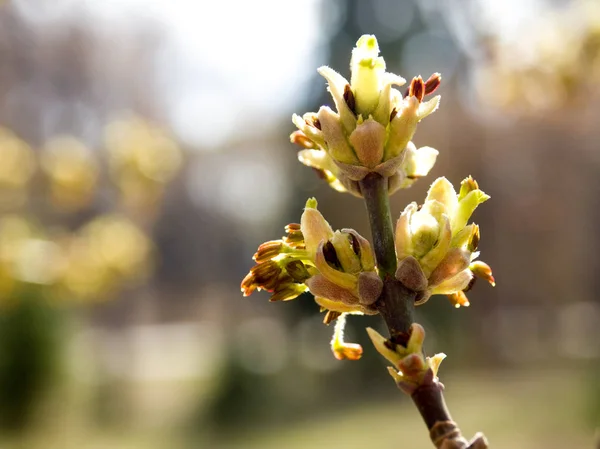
{"left": 453, "top": 187, "right": 490, "bottom": 233}
{"left": 348, "top": 118, "right": 386, "bottom": 168}
{"left": 395, "top": 256, "right": 428, "bottom": 292}
{"left": 296, "top": 148, "right": 349, "bottom": 194}
{"left": 424, "top": 72, "right": 442, "bottom": 95}
{"left": 394, "top": 177, "right": 493, "bottom": 307}
{"left": 357, "top": 271, "right": 384, "bottom": 306}
{"left": 447, "top": 291, "right": 470, "bottom": 308}
{"left": 317, "top": 106, "right": 359, "bottom": 165}
{"left": 390, "top": 143, "right": 439, "bottom": 192}
{"left": 290, "top": 130, "right": 315, "bottom": 149}
{"left": 329, "top": 231, "right": 361, "bottom": 273}
{"left": 470, "top": 260, "right": 496, "bottom": 286}
{"left": 350, "top": 35, "right": 385, "bottom": 116}
{"left": 285, "top": 260, "right": 311, "bottom": 282}
{"left": 285, "top": 223, "right": 300, "bottom": 232}
{"left": 467, "top": 225, "right": 480, "bottom": 252}
{"left": 408, "top": 76, "right": 425, "bottom": 102}
{"left": 458, "top": 175, "right": 480, "bottom": 200}
{"left": 317, "top": 66, "right": 357, "bottom": 134}
{"left": 242, "top": 198, "right": 381, "bottom": 323}
{"left": 367, "top": 324, "right": 444, "bottom": 393}
{"left": 343, "top": 84, "right": 356, "bottom": 115}
{"left": 386, "top": 93, "right": 440, "bottom": 162}
{"left": 270, "top": 283, "right": 308, "bottom": 302}
{"left": 253, "top": 241, "right": 283, "bottom": 263}
{"left": 331, "top": 313, "right": 363, "bottom": 361}
{"left": 427, "top": 352, "right": 446, "bottom": 377}
{"left": 428, "top": 248, "right": 471, "bottom": 287}
{"left": 301, "top": 198, "right": 334, "bottom": 255}
{"left": 241, "top": 223, "right": 308, "bottom": 302}
{"left": 283, "top": 228, "right": 305, "bottom": 248}
{"left": 291, "top": 34, "right": 441, "bottom": 197}
{"left": 333, "top": 342, "right": 363, "bottom": 361}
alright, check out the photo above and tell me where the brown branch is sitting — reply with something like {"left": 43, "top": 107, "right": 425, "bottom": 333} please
{"left": 359, "top": 172, "right": 489, "bottom": 449}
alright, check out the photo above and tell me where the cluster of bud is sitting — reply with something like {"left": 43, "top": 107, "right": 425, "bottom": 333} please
{"left": 367, "top": 324, "right": 445, "bottom": 394}
{"left": 244, "top": 35, "right": 496, "bottom": 371}
{"left": 291, "top": 35, "right": 441, "bottom": 197}
{"left": 242, "top": 199, "right": 383, "bottom": 320}
{"left": 394, "top": 176, "right": 495, "bottom": 307}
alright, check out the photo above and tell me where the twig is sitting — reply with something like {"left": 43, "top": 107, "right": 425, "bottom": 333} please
{"left": 359, "top": 172, "right": 489, "bottom": 449}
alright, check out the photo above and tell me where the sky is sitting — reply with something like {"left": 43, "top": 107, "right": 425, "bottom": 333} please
{"left": 12, "top": 0, "right": 325, "bottom": 149}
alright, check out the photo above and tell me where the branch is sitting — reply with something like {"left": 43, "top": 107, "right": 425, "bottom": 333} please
{"left": 359, "top": 173, "right": 414, "bottom": 346}
{"left": 359, "top": 172, "right": 488, "bottom": 449}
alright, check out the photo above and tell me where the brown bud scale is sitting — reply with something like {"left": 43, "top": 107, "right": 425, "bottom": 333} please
{"left": 251, "top": 260, "right": 280, "bottom": 277}
{"left": 468, "top": 226, "right": 480, "bottom": 252}
{"left": 285, "top": 223, "right": 301, "bottom": 232}
{"left": 424, "top": 72, "right": 442, "bottom": 95}
{"left": 322, "top": 241, "right": 342, "bottom": 270}
{"left": 348, "top": 232, "right": 361, "bottom": 256}
{"left": 284, "top": 230, "right": 304, "bottom": 243}
{"left": 323, "top": 310, "right": 341, "bottom": 325}
{"left": 409, "top": 76, "right": 425, "bottom": 102}
{"left": 290, "top": 130, "right": 315, "bottom": 149}
{"left": 253, "top": 241, "right": 283, "bottom": 262}
{"left": 343, "top": 84, "right": 357, "bottom": 116}
{"left": 463, "top": 277, "right": 477, "bottom": 292}
{"left": 304, "top": 115, "right": 322, "bottom": 130}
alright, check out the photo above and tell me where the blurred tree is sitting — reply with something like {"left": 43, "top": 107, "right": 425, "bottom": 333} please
{"left": 0, "top": 289, "right": 62, "bottom": 432}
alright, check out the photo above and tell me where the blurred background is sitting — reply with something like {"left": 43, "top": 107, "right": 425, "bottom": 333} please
{"left": 0, "top": 0, "right": 599, "bottom": 448}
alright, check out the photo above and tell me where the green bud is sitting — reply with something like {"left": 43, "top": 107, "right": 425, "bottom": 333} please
{"left": 452, "top": 189, "right": 490, "bottom": 234}
{"left": 394, "top": 177, "right": 493, "bottom": 304}
{"left": 458, "top": 175, "right": 480, "bottom": 201}
{"left": 330, "top": 231, "right": 361, "bottom": 274}
{"left": 350, "top": 35, "right": 385, "bottom": 116}
{"left": 409, "top": 210, "right": 440, "bottom": 258}
{"left": 301, "top": 198, "right": 334, "bottom": 255}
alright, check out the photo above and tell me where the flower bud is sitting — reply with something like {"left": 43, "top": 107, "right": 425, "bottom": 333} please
{"left": 253, "top": 241, "right": 283, "bottom": 263}
{"left": 300, "top": 198, "right": 334, "bottom": 255}
{"left": 331, "top": 313, "right": 363, "bottom": 361}
{"left": 428, "top": 248, "right": 471, "bottom": 287}
{"left": 395, "top": 256, "right": 428, "bottom": 292}
{"left": 408, "top": 76, "right": 425, "bottom": 102}
{"left": 330, "top": 231, "right": 361, "bottom": 274}
{"left": 270, "top": 283, "right": 308, "bottom": 302}
{"left": 424, "top": 72, "right": 442, "bottom": 95}
{"left": 394, "top": 177, "right": 493, "bottom": 307}
{"left": 458, "top": 175, "right": 480, "bottom": 200}
{"left": 447, "top": 291, "right": 470, "bottom": 308}
{"left": 291, "top": 34, "right": 442, "bottom": 196}
{"left": 317, "top": 106, "right": 358, "bottom": 165}
{"left": 350, "top": 35, "right": 385, "bottom": 116}
{"left": 285, "top": 260, "right": 311, "bottom": 282}
{"left": 470, "top": 260, "right": 496, "bottom": 286}
{"left": 242, "top": 199, "right": 382, "bottom": 320}
{"left": 348, "top": 118, "right": 386, "bottom": 168}
{"left": 290, "top": 130, "right": 315, "bottom": 149}
{"left": 367, "top": 324, "right": 444, "bottom": 393}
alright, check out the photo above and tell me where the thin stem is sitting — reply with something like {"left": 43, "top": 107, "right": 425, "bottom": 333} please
{"left": 359, "top": 173, "right": 415, "bottom": 346}
{"left": 358, "top": 173, "right": 397, "bottom": 277}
